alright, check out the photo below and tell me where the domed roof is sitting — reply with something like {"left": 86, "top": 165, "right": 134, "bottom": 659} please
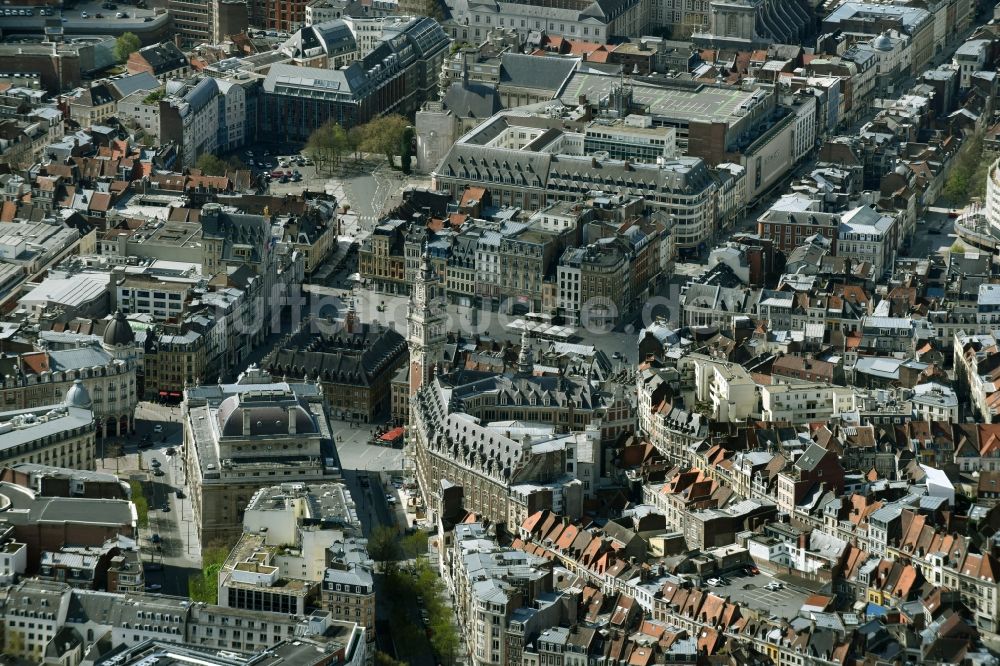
{"left": 873, "top": 32, "right": 893, "bottom": 51}
{"left": 65, "top": 380, "right": 92, "bottom": 409}
{"left": 216, "top": 394, "right": 318, "bottom": 437}
{"left": 104, "top": 310, "right": 135, "bottom": 347}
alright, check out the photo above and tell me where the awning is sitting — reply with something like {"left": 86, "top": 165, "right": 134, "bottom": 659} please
{"left": 380, "top": 427, "right": 405, "bottom": 442}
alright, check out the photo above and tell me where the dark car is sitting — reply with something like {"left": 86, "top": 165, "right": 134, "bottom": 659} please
{"left": 143, "top": 16, "right": 152, "bottom": 21}
{"left": 151, "top": 534, "right": 162, "bottom": 543}
{"left": 153, "top": 468, "right": 165, "bottom": 477}
{"left": 161, "top": 504, "right": 170, "bottom": 512}
{"left": 166, "top": 447, "right": 176, "bottom": 456}
{"left": 176, "top": 490, "right": 185, "bottom": 499}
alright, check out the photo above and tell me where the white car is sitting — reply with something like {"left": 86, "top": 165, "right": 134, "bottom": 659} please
{"left": 706, "top": 578, "right": 722, "bottom": 587}
{"left": 80, "top": 11, "right": 88, "bottom": 17}
{"left": 765, "top": 582, "right": 783, "bottom": 591}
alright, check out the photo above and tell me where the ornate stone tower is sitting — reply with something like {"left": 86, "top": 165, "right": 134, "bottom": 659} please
{"left": 407, "top": 246, "right": 447, "bottom": 396}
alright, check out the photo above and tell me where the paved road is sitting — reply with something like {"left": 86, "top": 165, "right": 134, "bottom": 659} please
{"left": 340, "top": 469, "right": 436, "bottom": 666}
{"left": 336, "top": 421, "right": 405, "bottom": 470}
{"left": 97, "top": 402, "right": 200, "bottom": 596}
{"left": 906, "top": 210, "right": 956, "bottom": 259}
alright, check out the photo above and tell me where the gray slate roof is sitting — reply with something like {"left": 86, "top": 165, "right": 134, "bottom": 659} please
{"left": 499, "top": 53, "right": 579, "bottom": 92}
{"left": 444, "top": 82, "right": 502, "bottom": 120}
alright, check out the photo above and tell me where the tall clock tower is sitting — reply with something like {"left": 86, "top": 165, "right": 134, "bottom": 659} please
{"left": 408, "top": 247, "right": 447, "bottom": 396}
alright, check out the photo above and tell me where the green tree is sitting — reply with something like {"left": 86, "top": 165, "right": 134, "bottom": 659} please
{"left": 347, "top": 125, "right": 366, "bottom": 162}
{"left": 943, "top": 166, "right": 971, "bottom": 203}
{"left": 129, "top": 480, "right": 148, "bottom": 528}
{"left": 114, "top": 32, "right": 142, "bottom": 64}
{"left": 943, "top": 132, "right": 986, "bottom": 206}
{"left": 400, "top": 530, "right": 428, "bottom": 560}
{"left": 226, "top": 155, "right": 249, "bottom": 172}
{"left": 400, "top": 125, "right": 415, "bottom": 175}
{"left": 188, "top": 546, "right": 229, "bottom": 603}
{"left": 368, "top": 525, "right": 401, "bottom": 574}
{"left": 430, "top": 616, "right": 460, "bottom": 665}
{"left": 375, "top": 653, "right": 408, "bottom": 666}
{"left": 305, "top": 120, "right": 350, "bottom": 174}
{"left": 411, "top": 558, "right": 460, "bottom": 665}
{"left": 195, "top": 153, "right": 229, "bottom": 176}
{"left": 357, "top": 115, "right": 409, "bottom": 165}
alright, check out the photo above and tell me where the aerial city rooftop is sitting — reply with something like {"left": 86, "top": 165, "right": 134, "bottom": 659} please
{"left": 1, "top": 0, "right": 1000, "bottom": 664}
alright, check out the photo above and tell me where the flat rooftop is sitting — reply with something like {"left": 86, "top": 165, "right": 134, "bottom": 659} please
{"left": 0, "top": 481, "right": 134, "bottom": 527}
{"left": 0, "top": 406, "right": 94, "bottom": 453}
{"left": 559, "top": 73, "right": 769, "bottom": 126}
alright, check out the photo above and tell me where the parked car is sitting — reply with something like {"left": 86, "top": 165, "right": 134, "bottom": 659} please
{"left": 161, "top": 504, "right": 170, "bottom": 512}
{"left": 706, "top": 578, "right": 722, "bottom": 587}
{"left": 165, "top": 447, "right": 176, "bottom": 456}
{"left": 176, "top": 490, "right": 185, "bottom": 499}
{"left": 150, "top": 459, "right": 161, "bottom": 467}
{"left": 151, "top": 534, "right": 162, "bottom": 543}
{"left": 95, "top": 13, "right": 104, "bottom": 18}
{"left": 153, "top": 424, "right": 163, "bottom": 433}
{"left": 116, "top": 11, "right": 128, "bottom": 18}
{"left": 143, "top": 16, "right": 152, "bottom": 21}
{"left": 145, "top": 584, "right": 162, "bottom": 592}
{"left": 153, "top": 468, "right": 165, "bottom": 477}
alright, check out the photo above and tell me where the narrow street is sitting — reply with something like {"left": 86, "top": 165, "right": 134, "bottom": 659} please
{"left": 97, "top": 401, "right": 200, "bottom": 597}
